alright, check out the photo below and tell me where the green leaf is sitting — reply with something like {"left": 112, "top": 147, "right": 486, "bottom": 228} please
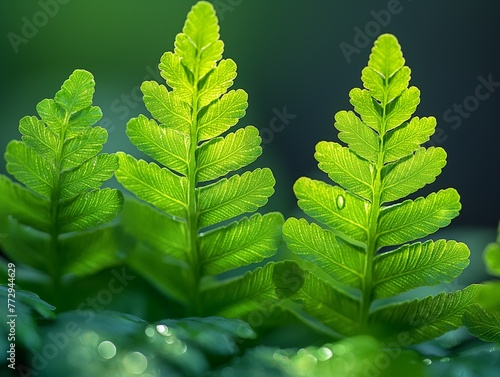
{"left": 383, "top": 116, "right": 436, "bottom": 163}
{"left": 0, "top": 217, "right": 50, "bottom": 272}
{"left": 380, "top": 147, "right": 447, "bottom": 203}
{"left": 198, "top": 168, "right": 275, "bottom": 227}
{"left": 464, "top": 303, "right": 500, "bottom": 343}
{"left": 5, "top": 140, "right": 54, "bottom": 197}
{"left": 202, "top": 261, "right": 303, "bottom": 318}
{"left": 120, "top": 198, "right": 187, "bottom": 262}
{"left": 315, "top": 141, "right": 374, "bottom": 200}
{"left": 283, "top": 217, "right": 364, "bottom": 289}
{"left": 141, "top": 81, "right": 192, "bottom": 134}
{"left": 54, "top": 69, "right": 95, "bottom": 114}
{"left": 377, "top": 188, "right": 461, "bottom": 247}
{"left": 61, "top": 126, "right": 107, "bottom": 170}
{"left": 157, "top": 316, "right": 256, "bottom": 356}
{"left": 295, "top": 272, "right": 361, "bottom": 336}
{"left": 373, "top": 240, "right": 470, "bottom": 299}
{"left": 0, "top": 287, "right": 55, "bottom": 350}
{"left": 196, "top": 126, "right": 261, "bottom": 182}
{"left": 19, "top": 116, "right": 57, "bottom": 161}
{"left": 115, "top": 152, "right": 188, "bottom": 218}
{"left": 200, "top": 212, "right": 283, "bottom": 275}
{"left": 484, "top": 231, "right": 500, "bottom": 276}
{"left": 198, "top": 58, "right": 238, "bottom": 108}
{"left": 349, "top": 88, "right": 382, "bottom": 132}
{"left": 285, "top": 34, "right": 470, "bottom": 343}
{"left": 362, "top": 65, "right": 411, "bottom": 105}
{"left": 58, "top": 188, "right": 123, "bottom": 232}
{"left": 197, "top": 89, "right": 248, "bottom": 141}
{"left": 59, "top": 225, "right": 119, "bottom": 276}
{"left": 158, "top": 51, "right": 193, "bottom": 102}
{"left": 2, "top": 69, "right": 122, "bottom": 283}
{"left": 65, "top": 105, "right": 102, "bottom": 135}
{"left": 294, "top": 177, "right": 368, "bottom": 244}
{"left": 126, "top": 114, "right": 189, "bottom": 176}
{"left": 60, "top": 154, "right": 118, "bottom": 199}
{"left": 334, "top": 110, "right": 379, "bottom": 162}
{"left": 125, "top": 241, "right": 191, "bottom": 306}
{"left": 117, "top": 2, "right": 282, "bottom": 318}
{"left": 369, "top": 285, "right": 479, "bottom": 344}
{"left": 384, "top": 87, "right": 421, "bottom": 132}
{"left": 36, "top": 98, "right": 65, "bottom": 134}
{"left": 174, "top": 1, "right": 223, "bottom": 79}
{"left": 0, "top": 175, "right": 50, "bottom": 232}
{"left": 366, "top": 33, "right": 406, "bottom": 83}
{"left": 475, "top": 281, "right": 500, "bottom": 312}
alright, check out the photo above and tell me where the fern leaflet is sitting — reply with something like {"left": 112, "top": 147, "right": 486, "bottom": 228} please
{"left": 0, "top": 69, "right": 123, "bottom": 292}
{"left": 464, "top": 222, "right": 500, "bottom": 343}
{"left": 283, "top": 34, "right": 477, "bottom": 344}
{"left": 115, "top": 1, "right": 296, "bottom": 317}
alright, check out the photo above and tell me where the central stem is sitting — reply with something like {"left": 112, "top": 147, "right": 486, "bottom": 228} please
{"left": 48, "top": 111, "right": 72, "bottom": 306}
{"left": 359, "top": 77, "right": 389, "bottom": 330}
{"left": 186, "top": 52, "right": 203, "bottom": 316}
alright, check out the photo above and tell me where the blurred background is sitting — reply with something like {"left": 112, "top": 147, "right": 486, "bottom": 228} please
{"left": 1, "top": 0, "right": 499, "bottom": 231}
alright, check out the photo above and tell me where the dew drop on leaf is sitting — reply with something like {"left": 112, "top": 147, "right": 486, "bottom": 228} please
{"left": 337, "top": 195, "right": 345, "bottom": 209}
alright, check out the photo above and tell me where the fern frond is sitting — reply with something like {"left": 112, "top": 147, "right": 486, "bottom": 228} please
{"left": 116, "top": 1, "right": 289, "bottom": 318}
{"left": 0, "top": 70, "right": 123, "bottom": 289}
{"left": 283, "top": 34, "right": 471, "bottom": 343}
{"left": 464, "top": 222, "right": 500, "bottom": 343}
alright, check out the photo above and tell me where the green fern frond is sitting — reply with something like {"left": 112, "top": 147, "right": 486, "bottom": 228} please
{"left": 283, "top": 34, "right": 475, "bottom": 344}
{"left": 464, "top": 222, "right": 500, "bottom": 343}
{"left": 0, "top": 70, "right": 123, "bottom": 288}
{"left": 116, "top": 1, "right": 292, "bottom": 317}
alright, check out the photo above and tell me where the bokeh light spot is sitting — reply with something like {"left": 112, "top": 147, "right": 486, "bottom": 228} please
{"left": 123, "top": 351, "right": 148, "bottom": 374}
{"left": 98, "top": 340, "right": 117, "bottom": 360}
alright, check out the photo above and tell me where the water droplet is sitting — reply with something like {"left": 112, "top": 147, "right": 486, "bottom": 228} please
{"left": 156, "top": 324, "right": 169, "bottom": 335}
{"left": 122, "top": 351, "right": 148, "bottom": 374}
{"left": 337, "top": 195, "right": 345, "bottom": 209}
{"left": 316, "top": 346, "right": 333, "bottom": 361}
{"left": 423, "top": 358, "right": 432, "bottom": 365}
{"left": 145, "top": 326, "right": 155, "bottom": 337}
{"left": 98, "top": 340, "right": 117, "bottom": 360}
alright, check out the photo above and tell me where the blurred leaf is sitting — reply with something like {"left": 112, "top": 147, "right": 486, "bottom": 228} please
{"left": 32, "top": 310, "right": 254, "bottom": 377}
{"left": 464, "top": 303, "right": 500, "bottom": 343}
{"left": 0, "top": 286, "right": 55, "bottom": 351}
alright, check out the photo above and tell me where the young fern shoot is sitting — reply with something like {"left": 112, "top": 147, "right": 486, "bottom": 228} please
{"left": 283, "top": 34, "right": 477, "bottom": 344}
{"left": 116, "top": 1, "right": 296, "bottom": 318}
{"left": 0, "top": 70, "right": 123, "bottom": 293}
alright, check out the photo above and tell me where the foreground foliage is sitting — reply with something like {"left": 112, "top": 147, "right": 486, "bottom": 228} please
{"left": 464, "top": 222, "right": 500, "bottom": 343}
{"left": 115, "top": 1, "right": 298, "bottom": 318}
{"left": 0, "top": 70, "right": 123, "bottom": 292}
{"left": 283, "top": 34, "right": 477, "bottom": 344}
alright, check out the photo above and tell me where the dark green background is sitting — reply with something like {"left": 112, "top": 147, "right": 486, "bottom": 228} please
{"left": 1, "top": 0, "right": 499, "bottom": 229}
